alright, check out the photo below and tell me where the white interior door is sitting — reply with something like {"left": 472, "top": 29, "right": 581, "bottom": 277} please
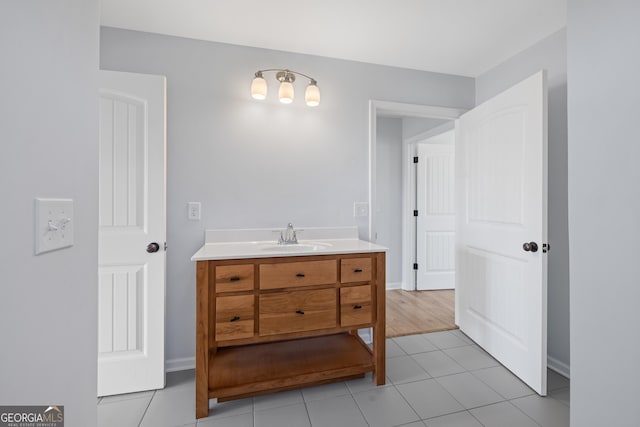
{"left": 455, "top": 71, "right": 548, "bottom": 395}
{"left": 98, "top": 70, "right": 166, "bottom": 396}
{"left": 416, "top": 133, "right": 455, "bottom": 290}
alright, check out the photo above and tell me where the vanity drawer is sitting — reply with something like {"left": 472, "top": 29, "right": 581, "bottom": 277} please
{"left": 340, "top": 258, "right": 372, "bottom": 283}
{"left": 216, "top": 295, "right": 255, "bottom": 341}
{"left": 259, "top": 260, "right": 337, "bottom": 290}
{"left": 216, "top": 264, "right": 254, "bottom": 293}
{"left": 259, "top": 288, "right": 337, "bottom": 336}
{"left": 340, "top": 285, "right": 372, "bottom": 327}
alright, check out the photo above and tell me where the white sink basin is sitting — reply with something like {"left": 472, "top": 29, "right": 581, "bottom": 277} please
{"left": 259, "top": 242, "right": 332, "bottom": 252}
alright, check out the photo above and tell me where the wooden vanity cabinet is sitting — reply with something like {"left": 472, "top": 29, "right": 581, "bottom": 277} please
{"left": 195, "top": 252, "right": 386, "bottom": 418}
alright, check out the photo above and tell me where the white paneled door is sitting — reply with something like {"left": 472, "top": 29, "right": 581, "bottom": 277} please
{"left": 98, "top": 70, "right": 166, "bottom": 396}
{"left": 416, "top": 138, "right": 455, "bottom": 290}
{"left": 455, "top": 71, "right": 548, "bottom": 395}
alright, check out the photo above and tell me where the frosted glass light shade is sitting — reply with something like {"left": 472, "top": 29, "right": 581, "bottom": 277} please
{"left": 278, "top": 81, "right": 294, "bottom": 104}
{"left": 305, "top": 83, "right": 320, "bottom": 106}
{"left": 251, "top": 76, "right": 267, "bottom": 100}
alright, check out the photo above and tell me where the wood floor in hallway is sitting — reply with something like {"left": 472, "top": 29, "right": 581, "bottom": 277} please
{"left": 386, "top": 289, "right": 456, "bottom": 338}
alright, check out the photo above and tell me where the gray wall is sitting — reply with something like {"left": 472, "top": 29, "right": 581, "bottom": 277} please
{"left": 0, "top": 1, "right": 99, "bottom": 426}
{"left": 402, "top": 117, "right": 451, "bottom": 140}
{"left": 100, "top": 27, "right": 475, "bottom": 365}
{"left": 375, "top": 118, "right": 403, "bottom": 286}
{"left": 475, "top": 29, "right": 570, "bottom": 375}
{"left": 567, "top": 1, "right": 640, "bottom": 425}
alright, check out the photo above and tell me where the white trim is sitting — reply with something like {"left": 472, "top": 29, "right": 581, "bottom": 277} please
{"left": 547, "top": 356, "right": 570, "bottom": 379}
{"left": 165, "top": 357, "right": 195, "bottom": 373}
{"left": 373, "top": 100, "right": 468, "bottom": 120}
{"left": 402, "top": 141, "right": 417, "bottom": 291}
{"left": 386, "top": 281, "right": 403, "bottom": 290}
{"left": 404, "top": 121, "right": 456, "bottom": 144}
{"left": 368, "top": 101, "right": 377, "bottom": 242}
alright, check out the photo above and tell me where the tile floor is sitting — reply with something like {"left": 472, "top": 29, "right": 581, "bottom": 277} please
{"left": 97, "top": 330, "right": 570, "bottom": 427}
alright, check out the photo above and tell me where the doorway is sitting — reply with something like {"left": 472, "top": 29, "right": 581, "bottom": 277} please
{"left": 370, "top": 101, "right": 463, "bottom": 337}
{"left": 371, "top": 70, "right": 550, "bottom": 397}
{"left": 369, "top": 101, "right": 465, "bottom": 336}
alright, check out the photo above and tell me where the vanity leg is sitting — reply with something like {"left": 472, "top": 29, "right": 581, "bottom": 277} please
{"left": 196, "top": 371, "right": 209, "bottom": 418}
{"left": 196, "top": 261, "right": 211, "bottom": 418}
{"left": 373, "top": 253, "right": 386, "bottom": 385}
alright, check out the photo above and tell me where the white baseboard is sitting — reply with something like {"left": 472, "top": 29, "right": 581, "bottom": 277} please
{"left": 547, "top": 355, "right": 570, "bottom": 379}
{"left": 386, "top": 281, "right": 403, "bottom": 290}
{"left": 165, "top": 357, "right": 195, "bottom": 373}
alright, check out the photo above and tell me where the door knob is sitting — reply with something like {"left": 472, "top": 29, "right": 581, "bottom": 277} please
{"left": 146, "top": 242, "right": 160, "bottom": 253}
{"left": 523, "top": 242, "right": 539, "bottom": 253}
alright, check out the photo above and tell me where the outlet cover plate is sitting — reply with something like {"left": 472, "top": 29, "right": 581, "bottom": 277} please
{"left": 353, "top": 202, "right": 369, "bottom": 217}
{"left": 188, "top": 202, "right": 201, "bottom": 220}
{"left": 35, "top": 198, "right": 74, "bottom": 254}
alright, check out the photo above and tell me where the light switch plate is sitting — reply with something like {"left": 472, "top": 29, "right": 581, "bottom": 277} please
{"left": 35, "top": 198, "right": 74, "bottom": 254}
{"left": 188, "top": 202, "right": 201, "bottom": 220}
{"left": 353, "top": 202, "right": 369, "bottom": 217}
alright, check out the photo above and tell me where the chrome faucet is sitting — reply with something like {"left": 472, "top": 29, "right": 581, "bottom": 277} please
{"left": 278, "top": 223, "right": 298, "bottom": 245}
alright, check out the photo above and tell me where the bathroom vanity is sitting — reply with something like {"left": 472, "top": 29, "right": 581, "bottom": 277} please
{"left": 191, "top": 227, "right": 387, "bottom": 418}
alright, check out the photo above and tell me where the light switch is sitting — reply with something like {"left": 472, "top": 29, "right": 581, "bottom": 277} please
{"left": 353, "top": 202, "right": 369, "bottom": 217}
{"left": 35, "top": 198, "right": 74, "bottom": 254}
{"left": 188, "top": 202, "right": 201, "bottom": 220}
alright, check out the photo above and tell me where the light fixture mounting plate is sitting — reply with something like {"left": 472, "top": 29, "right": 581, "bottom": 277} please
{"left": 276, "top": 70, "right": 295, "bottom": 83}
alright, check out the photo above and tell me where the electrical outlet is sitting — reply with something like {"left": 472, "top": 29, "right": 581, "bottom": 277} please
{"left": 188, "top": 202, "right": 201, "bottom": 220}
{"left": 35, "top": 198, "right": 74, "bottom": 254}
{"left": 353, "top": 202, "right": 369, "bottom": 217}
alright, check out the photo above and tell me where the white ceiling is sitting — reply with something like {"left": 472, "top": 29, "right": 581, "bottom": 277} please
{"left": 100, "top": 0, "right": 566, "bottom": 77}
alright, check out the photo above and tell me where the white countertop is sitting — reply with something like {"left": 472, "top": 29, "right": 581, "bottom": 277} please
{"left": 190, "top": 226, "right": 387, "bottom": 261}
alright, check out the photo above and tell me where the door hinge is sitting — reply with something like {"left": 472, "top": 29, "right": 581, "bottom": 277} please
{"left": 542, "top": 243, "right": 550, "bottom": 253}
{"left": 413, "top": 156, "right": 419, "bottom": 163}
{"left": 413, "top": 263, "right": 418, "bottom": 270}
{"left": 413, "top": 210, "right": 418, "bottom": 216}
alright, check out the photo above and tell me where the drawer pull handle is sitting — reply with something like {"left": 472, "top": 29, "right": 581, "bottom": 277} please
{"left": 230, "top": 316, "right": 240, "bottom": 322}
{"left": 229, "top": 276, "right": 241, "bottom": 282}
{"left": 354, "top": 268, "right": 363, "bottom": 273}
{"left": 353, "top": 305, "right": 363, "bottom": 310}
{"left": 295, "top": 273, "right": 305, "bottom": 278}
{"left": 295, "top": 310, "right": 305, "bottom": 315}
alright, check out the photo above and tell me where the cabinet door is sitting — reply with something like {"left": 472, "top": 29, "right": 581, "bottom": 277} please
{"left": 341, "top": 258, "right": 372, "bottom": 283}
{"left": 259, "top": 288, "right": 336, "bottom": 335}
{"left": 340, "top": 285, "right": 373, "bottom": 326}
{"left": 216, "top": 295, "right": 255, "bottom": 341}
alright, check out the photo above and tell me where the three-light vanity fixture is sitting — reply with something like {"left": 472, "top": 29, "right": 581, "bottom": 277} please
{"left": 251, "top": 69, "right": 320, "bottom": 106}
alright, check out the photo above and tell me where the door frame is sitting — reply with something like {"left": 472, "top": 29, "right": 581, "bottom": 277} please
{"left": 368, "top": 100, "right": 466, "bottom": 290}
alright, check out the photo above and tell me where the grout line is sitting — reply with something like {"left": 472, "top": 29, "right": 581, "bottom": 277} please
{"left": 302, "top": 401, "right": 313, "bottom": 427}
{"left": 466, "top": 409, "right": 487, "bottom": 427}
{"left": 389, "top": 383, "right": 425, "bottom": 423}
{"left": 420, "top": 408, "right": 474, "bottom": 423}
{"left": 348, "top": 382, "right": 373, "bottom": 427}
{"left": 137, "top": 390, "right": 156, "bottom": 427}
{"left": 505, "top": 400, "right": 544, "bottom": 427}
